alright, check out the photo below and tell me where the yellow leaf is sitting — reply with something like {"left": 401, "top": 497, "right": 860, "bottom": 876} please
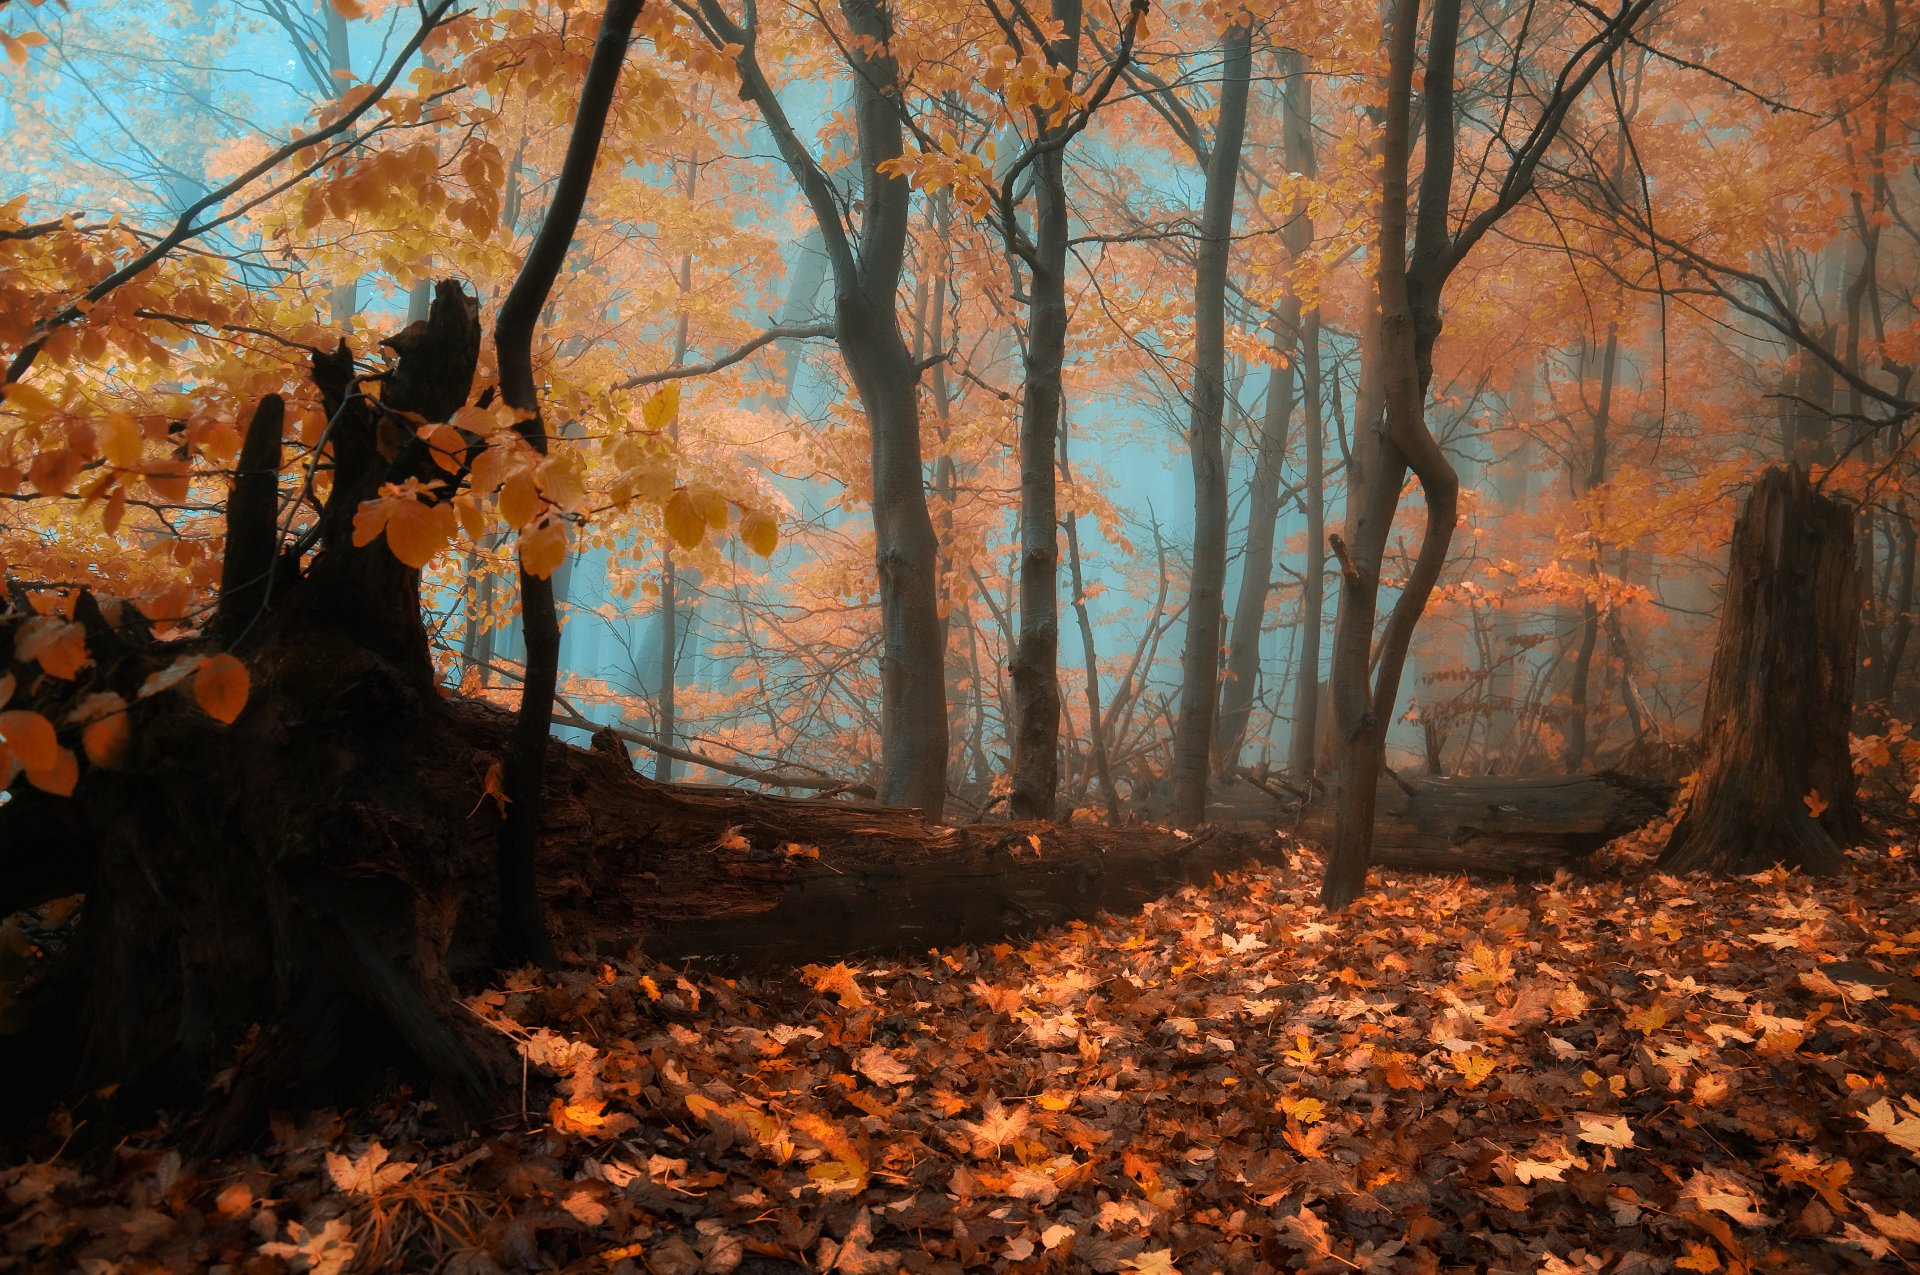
{"left": 193, "top": 654, "right": 251, "bottom": 724}
{"left": 697, "top": 488, "right": 729, "bottom": 530}
{"left": 100, "top": 412, "right": 143, "bottom": 467}
{"left": 664, "top": 488, "right": 706, "bottom": 549}
{"left": 739, "top": 508, "right": 779, "bottom": 557}
{"left": 521, "top": 516, "right": 569, "bottom": 579}
{"left": 1574, "top": 1113, "right": 1635, "bottom": 1148}
{"left": 642, "top": 383, "right": 679, "bottom": 432}
{"left": 0, "top": 709, "right": 58, "bottom": 771}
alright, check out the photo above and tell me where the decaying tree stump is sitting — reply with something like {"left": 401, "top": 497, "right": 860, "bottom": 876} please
{"left": 1, "top": 283, "right": 504, "bottom": 1146}
{"left": 1661, "top": 465, "right": 1865, "bottom": 874}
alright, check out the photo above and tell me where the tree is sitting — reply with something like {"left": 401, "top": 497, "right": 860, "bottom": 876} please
{"left": 1167, "top": 16, "right": 1253, "bottom": 827}
{"left": 1320, "top": 0, "right": 1656, "bottom": 908}
{"left": 679, "top": 0, "right": 950, "bottom": 818}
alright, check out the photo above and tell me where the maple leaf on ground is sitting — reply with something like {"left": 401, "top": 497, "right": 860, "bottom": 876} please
{"left": 1573, "top": 1113, "right": 1635, "bottom": 1148}
{"left": 325, "top": 1141, "right": 414, "bottom": 1196}
{"left": 855, "top": 1044, "right": 915, "bottom": 1088}
{"left": 800, "top": 962, "right": 868, "bottom": 1007}
{"left": 818, "top": 1208, "right": 896, "bottom": 1274}
{"left": 259, "top": 1218, "right": 356, "bottom": 1275}
{"left": 1860, "top": 1095, "right": 1920, "bottom": 1159}
{"left": 1861, "top": 1204, "right": 1920, "bottom": 1244}
{"left": 1126, "top": 1248, "right": 1179, "bottom": 1274}
{"left": 1679, "top": 1169, "right": 1769, "bottom": 1227}
{"left": 960, "top": 1100, "right": 1029, "bottom": 1157}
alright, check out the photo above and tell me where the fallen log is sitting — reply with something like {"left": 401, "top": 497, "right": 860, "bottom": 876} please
{"left": 1295, "top": 771, "right": 1672, "bottom": 875}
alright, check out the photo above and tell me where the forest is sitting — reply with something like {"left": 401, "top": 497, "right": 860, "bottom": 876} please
{"left": 2, "top": 0, "right": 1919, "bottom": 1270}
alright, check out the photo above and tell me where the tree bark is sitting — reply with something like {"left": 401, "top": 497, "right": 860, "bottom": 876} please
{"left": 1289, "top": 311, "right": 1327, "bottom": 779}
{"left": 1565, "top": 324, "right": 1619, "bottom": 772}
{"left": 1007, "top": 1, "right": 1078, "bottom": 819}
{"left": 492, "top": 0, "right": 645, "bottom": 967}
{"left": 1660, "top": 466, "right": 1865, "bottom": 874}
{"left": 1170, "top": 20, "right": 1253, "bottom": 826}
{"left": 696, "top": 0, "right": 947, "bottom": 817}
{"left": 1220, "top": 48, "right": 1317, "bottom": 774}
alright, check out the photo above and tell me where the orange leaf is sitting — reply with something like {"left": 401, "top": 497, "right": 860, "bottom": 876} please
{"left": 193, "top": 654, "right": 250, "bottom": 724}
{"left": 28, "top": 447, "right": 82, "bottom": 496}
{"left": 81, "top": 710, "right": 131, "bottom": 769}
{"left": 0, "top": 709, "right": 58, "bottom": 771}
{"left": 521, "top": 516, "right": 569, "bottom": 579}
{"left": 25, "top": 746, "right": 78, "bottom": 796}
{"left": 1803, "top": 788, "right": 1829, "bottom": 819}
{"left": 498, "top": 471, "right": 540, "bottom": 531}
{"left": 14, "top": 615, "right": 87, "bottom": 678}
{"left": 385, "top": 497, "right": 456, "bottom": 569}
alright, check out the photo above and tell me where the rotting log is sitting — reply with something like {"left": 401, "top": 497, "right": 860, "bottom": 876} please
{"left": 1294, "top": 771, "right": 1670, "bottom": 875}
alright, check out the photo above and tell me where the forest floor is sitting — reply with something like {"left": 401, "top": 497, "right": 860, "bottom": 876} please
{"left": 3, "top": 822, "right": 1919, "bottom": 1275}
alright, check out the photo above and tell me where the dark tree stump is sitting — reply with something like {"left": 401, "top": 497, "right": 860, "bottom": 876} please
{"left": 1661, "top": 465, "right": 1865, "bottom": 874}
{"left": 0, "top": 282, "right": 502, "bottom": 1146}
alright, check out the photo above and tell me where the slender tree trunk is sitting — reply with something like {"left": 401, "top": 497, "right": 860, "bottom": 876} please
{"left": 655, "top": 243, "right": 695, "bottom": 783}
{"left": 492, "top": 0, "right": 644, "bottom": 967}
{"left": 1661, "top": 466, "right": 1864, "bottom": 873}
{"left": 1215, "top": 309, "right": 1296, "bottom": 769}
{"left": 1221, "top": 49, "right": 1317, "bottom": 773}
{"left": 1170, "top": 20, "right": 1253, "bottom": 827}
{"left": 1565, "top": 324, "right": 1619, "bottom": 771}
{"left": 1289, "top": 311, "right": 1326, "bottom": 778}
{"left": 1061, "top": 426, "right": 1121, "bottom": 823}
{"left": 1008, "top": 4, "right": 1077, "bottom": 818}
{"left": 325, "top": 5, "right": 360, "bottom": 326}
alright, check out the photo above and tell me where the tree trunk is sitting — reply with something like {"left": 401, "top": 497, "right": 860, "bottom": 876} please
{"left": 1660, "top": 466, "right": 1865, "bottom": 874}
{"left": 1288, "top": 310, "right": 1326, "bottom": 780}
{"left": 1008, "top": 36, "right": 1073, "bottom": 819}
{"left": 694, "top": 0, "right": 948, "bottom": 818}
{"left": 1170, "top": 20, "right": 1253, "bottom": 826}
{"left": 491, "top": 0, "right": 644, "bottom": 968}
{"left": 1061, "top": 427, "right": 1121, "bottom": 823}
{"left": 1565, "top": 324, "right": 1619, "bottom": 772}
{"left": 1215, "top": 307, "right": 1296, "bottom": 769}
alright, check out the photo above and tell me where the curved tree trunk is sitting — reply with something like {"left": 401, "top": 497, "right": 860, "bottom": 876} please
{"left": 1660, "top": 466, "right": 1865, "bottom": 874}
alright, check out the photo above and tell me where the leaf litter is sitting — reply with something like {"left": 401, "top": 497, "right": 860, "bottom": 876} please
{"left": 3, "top": 832, "right": 1918, "bottom": 1274}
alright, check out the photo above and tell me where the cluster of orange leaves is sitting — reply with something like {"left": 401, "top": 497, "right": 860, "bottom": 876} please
{"left": 0, "top": 589, "right": 248, "bottom": 795}
{"left": 4, "top": 835, "right": 1918, "bottom": 1273}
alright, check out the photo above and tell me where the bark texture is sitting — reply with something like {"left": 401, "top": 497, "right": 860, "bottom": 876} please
{"left": 1170, "top": 21, "right": 1253, "bottom": 826}
{"left": 1660, "top": 466, "right": 1865, "bottom": 874}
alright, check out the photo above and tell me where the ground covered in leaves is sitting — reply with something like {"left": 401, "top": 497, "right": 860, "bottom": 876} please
{"left": 5, "top": 832, "right": 1920, "bottom": 1275}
